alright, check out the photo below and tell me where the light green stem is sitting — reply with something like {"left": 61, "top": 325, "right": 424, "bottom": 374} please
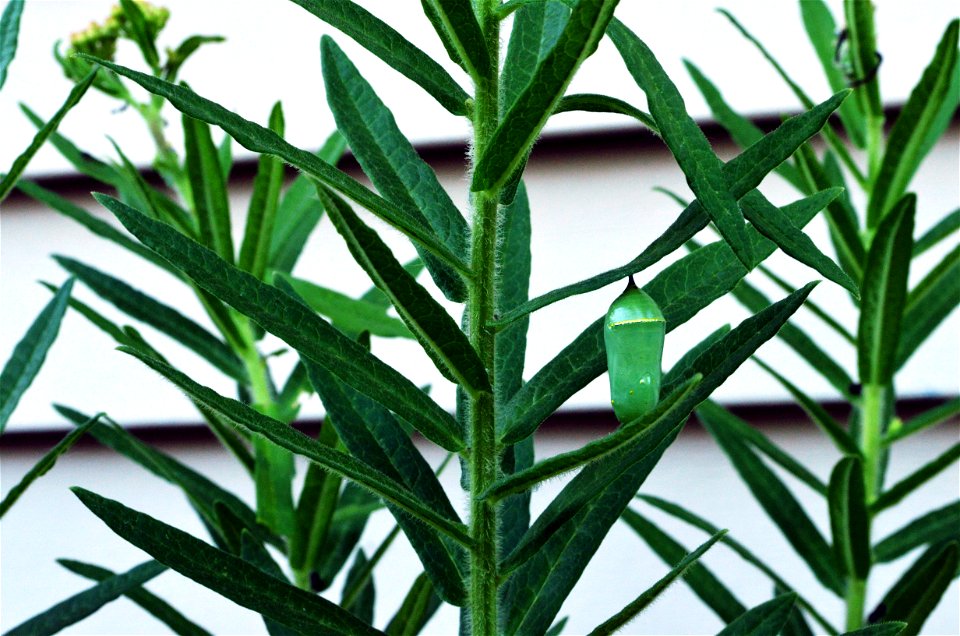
{"left": 845, "top": 577, "right": 866, "bottom": 630}
{"left": 860, "top": 383, "right": 887, "bottom": 503}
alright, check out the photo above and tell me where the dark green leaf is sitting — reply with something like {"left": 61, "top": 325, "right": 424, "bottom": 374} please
{"left": 0, "top": 70, "right": 96, "bottom": 202}
{"left": 718, "top": 593, "right": 797, "bottom": 636}
{"left": 867, "top": 20, "right": 959, "bottom": 226}
{"left": 896, "top": 244, "right": 960, "bottom": 369}
{"left": 422, "top": 0, "right": 490, "bottom": 78}
{"left": 858, "top": 195, "right": 916, "bottom": 385}
{"left": 98, "top": 193, "right": 464, "bottom": 451}
{"left": 699, "top": 401, "right": 844, "bottom": 594}
{"left": 72, "top": 489, "right": 385, "bottom": 635}
{"left": 0, "top": 0, "right": 24, "bottom": 89}
{"left": 239, "top": 102, "right": 285, "bottom": 279}
{"left": 589, "top": 518, "right": 727, "bottom": 635}
{"left": 914, "top": 208, "right": 960, "bottom": 257}
{"left": 0, "top": 278, "right": 74, "bottom": 434}
{"left": 553, "top": 93, "right": 657, "bottom": 131}
{"left": 609, "top": 17, "right": 754, "bottom": 267}
{"left": 874, "top": 501, "right": 960, "bottom": 563}
{"left": 884, "top": 397, "right": 960, "bottom": 445}
{"left": 317, "top": 187, "right": 488, "bottom": 394}
{"left": 495, "top": 181, "right": 532, "bottom": 409}
{"left": 0, "top": 413, "right": 99, "bottom": 518}
{"left": 321, "top": 38, "right": 468, "bottom": 301}
{"left": 828, "top": 456, "right": 871, "bottom": 579}
{"left": 842, "top": 0, "right": 884, "bottom": 143}
{"left": 342, "top": 550, "right": 375, "bottom": 623}
{"left": 869, "top": 541, "right": 959, "bottom": 636}
{"left": 314, "top": 484, "right": 379, "bottom": 590}
{"left": 83, "top": 58, "right": 468, "bottom": 273}
{"left": 501, "top": 1, "right": 569, "bottom": 115}
{"left": 183, "top": 114, "right": 234, "bottom": 262}
{"left": 872, "top": 442, "right": 960, "bottom": 513}
{"left": 385, "top": 572, "right": 441, "bottom": 636}
{"left": 472, "top": 0, "right": 619, "bottom": 192}
{"left": 57, "top": 559, "right": 213, "bottom": 636}
{"left": 253, "top": 436, "right": 296, "bottom": 538}
{"left": 842, "top": 624, "right": 906, "bottom": 636}
{"left": 620, "top": 508, "right": 745, "bottom": 623}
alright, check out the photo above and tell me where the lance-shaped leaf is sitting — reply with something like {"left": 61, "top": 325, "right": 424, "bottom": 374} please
{"left": 608, "top": 17, "right": 753, "bottom": 268}
{"left": 896, "top": 244, "right": 960, "bottom": 370}
{"left": 0, "top": 413, "right": 99, "bottom": 518}
{"left": 57, "top": 559, "right": 212, "bottom": 636}
{"left": 119, "top": 347, "right": 471, "bottom": 546}
{"left": 239, "top": 102, "right": 285, "bottom": 280}
{"left": 868, "top": 541, "right": 959, "bottom": 636}
{"left": 472, "top": 0, "right": 619, "bottom": 192}
{"left": 858, "top": 194, "right": 916, "bottom": 386}
{"left": 4, "top": 560, "right": 167, "bottom": 636}
{"left": 72, "top": 489, "right": 385, "bottom": 636}
{"left": 589, "top": 522, "right": 727, "bottom": 636}
{"left": 422, "top": 0, "right": 490, "bottom": 78}
{"left": 872, "top": 442, "right": 960, "bottom": 513}
{"left": 741, "top": 190, "right": 859, "bottom": 296}
{"left": 253, "top": 435, "right": 296, "bottom": 539}
{"left": 0, "top": 70, "right": 97, "bottom": 202}
{"left": 699, "top": 401, "right": 844, "bottom": 595}
{"left": 883, "top": 397, "right": 960, "bottom": 445}
{"left": 0, "top": 0, "right": 24, "bottom": 89}
{"left": 828, "top": 456, "right": 871, "bottom": 580}
{"left": 620, "top": 508, "right": 745, "bottom": 623}
{"left": 318, "top": 187, "right": 489, "bottom": 395}
{"left": 843, "top": 625, "right": 906, "bottom": 636}
{"left": 286, "top": 0, "right": 469, "bottom": 115}
{"left": 82, "top": 57, "right": 468, "bottom": 274}
{"left": 108, "top": 138, "right": 194, "bottom": 235}
{"left": 913, "top": 208, "right": 960, "bottom": 257}
{"left": 54, "top": 256, "right": 246, "bottom": 382}
{"left": 321, "top": 39, "right": 468, "bottom": 301}
{"left": 97, "top": 193, "right": 464, "bottom": 451}
{"left": 491, "top": 92, "right": 849, "bottom": 328}
{"left": 873, "top": 501, "right": 960, "bottom": 563}
{"left": 385, "top": 572, "right": 442, "bottom": 636}
{"left": 719, "top": 593, "right": 797, "bottom": 636}
{"left": 305, "top": 360, "right": 467, "bottom": 606}
{"left": 553, "top": 93, "right": 657, "bottom": 131}
{"left": 867, "top": 20, "right": 959, "bottom": 225}
{"left": 183, "top": 114, "right": 233, "bottom": 262}
{"left": 0, "top": 278, "right": 74, "bottom": 434}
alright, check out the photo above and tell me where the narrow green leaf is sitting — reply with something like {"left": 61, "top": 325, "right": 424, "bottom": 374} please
{"left": 422, "top": 0, "right": 490, "bottom": 78}
{"left": 120, "top": 347, "right": 471, "bottom": 546}
{"left": 780, "top": 585, "right": 815, "bottom": 636}
{"left": 164, "top": 34, "right": 226, "bottom": 83}
{"left": 57, "top": 559, "right": 212, "bottom": 636}
{"left": 72, "top": 489, "right": 385, "bottom": 635}
{"left": 118, "top": 0, "right": 160, "bottom": 69}
{"left": 914, "top": 208, "right": 960, "bottom": 257}
{"left": 884, "top": 397, "right": 960, "bottom": 445}
{"left": 54, "top": 255, "right": 247, "bottom": 383}
{"left": 0, "top": 278, "right": 74, "bottom": 434}
{"left": 287, "top": 0, "right": 468, "bottom": 115}
{"left": 183, "top": 114, "right": 233, "bottom": 262}
{"left": 872, "top": 442, "right": 960, "bottom": 513}
{"left": 699, "top": 401, "right": 844, "bottom": 594}
{"left": 318, "top": 187, "right": 488, "bottom": 394}
{"left": 0, "top": 70, "right": 96, "bottom": 202}
{"left": 491, "top": 93, "right": 849, "bottom": 327}
{"left": 869, "top": 541, "right": 959, "bottom": 636}
{"left": 0, "top": 413, "right": 99, "bottom": 518}
{"left": 608, "top": 17, "right": 754, "bottom": 268}
{"left": 867, "top": 20, "right": 959, "bottom": 225}
{"left": 896, "top": 244, "right": 960, "bottom": 369}
{"left": 799, "top": 0, "right": 867, "bottom": 147}
{"left": 495, "top": 181, "right": 532, "bottom": 408}
{"left": 858, "top": 194, "right": 916, "bottom": 385}
{"left": 553, "top": 93, "right": 658, "bottom": 131}
{"left": 842, "top": 624, "right": 906, "bottom": 636}
{"left": 321, "top": 38, "right": 469, "bottom": 301}
{"left": 589, "top": 521, "right": 727, "bottom": 635}
{"left": 0, "top": 0, "right": 24, "bottom": 89}
{"left": 289, "top": 418, "right": 339, "bottom": 575}
{"left": 828, "top": 456, "right": 871, "bottom": 580}
{"left": 718, "top": 593, "right": 797, "bottom": 636}
{"left": 98, "top": 192, "right": 464, "bottom": 451}
{"left": 501, "top": 0, "right": 569, "bottom": 115}
{"left": 280, "top": 274, "right": 412, "bottom": 339}
{"left": 741, "top": 190, "right": 859, "bottom": 296}
{"left": 620, "top": 508, "right": 745, "bottom": 623}
{"left": 253, "top": 436, "right": 296, "bottom": 538}
{"left": 753, "top": 358, "right": 858, "bottom": 455}
{"left": 843, "top": 0, "right": 884, "bottom": 160}
{"left": 83, "top": 57, "right": 468, "bottom": 274}
{"left": 341, "top": 550, "right": 375, "bottom": 623}
{"left": 4, "top": 560, "right": 166, "bottom": 636}
{"left": 239, "top": 102, "right": 285, "bottom": 279}
{"left": 472, "top": 0, "right": 619, "bottom": 192}
{"left": 314, "top": 484, "right": 378, "bottom": 590}
{"left": 487, "top": 376, "right": 701, "bottom": 499}
{"left": 874, "top": 501, "right": 960, "bottom": 563}
{"left": 385, "top": 572, "right": 442, "bottom": 636}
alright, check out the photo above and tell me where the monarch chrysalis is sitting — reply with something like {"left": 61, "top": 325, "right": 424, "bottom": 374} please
{"left": 605, "top": 277, "right": 665, "bottom": 424}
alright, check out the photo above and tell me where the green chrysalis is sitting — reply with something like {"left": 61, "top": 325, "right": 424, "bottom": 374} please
{"left": 604, "top": 277, "right": 665, "bottom": 424}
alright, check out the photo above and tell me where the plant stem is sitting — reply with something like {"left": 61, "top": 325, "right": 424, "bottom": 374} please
{"left": 845, "top": 577, "right": 866, "bottom": 630}
{"left": 860, "top": 383, "right": 887, "bottom": 503}
{"left": 467, "top": 3, "right": 501, "bottom": 633}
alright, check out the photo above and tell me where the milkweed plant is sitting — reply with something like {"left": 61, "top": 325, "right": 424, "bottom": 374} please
{"left": 0, "top": 0, "right": 956, "bottom": 634}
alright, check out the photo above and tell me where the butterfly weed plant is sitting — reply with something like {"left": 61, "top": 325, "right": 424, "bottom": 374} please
{"left": 1, "top": 0, "right": 956, "bottom": 634}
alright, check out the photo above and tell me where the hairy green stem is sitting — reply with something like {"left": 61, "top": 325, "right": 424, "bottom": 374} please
{"left": 467, "top": 3, "right": 502, "bottom": 633}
